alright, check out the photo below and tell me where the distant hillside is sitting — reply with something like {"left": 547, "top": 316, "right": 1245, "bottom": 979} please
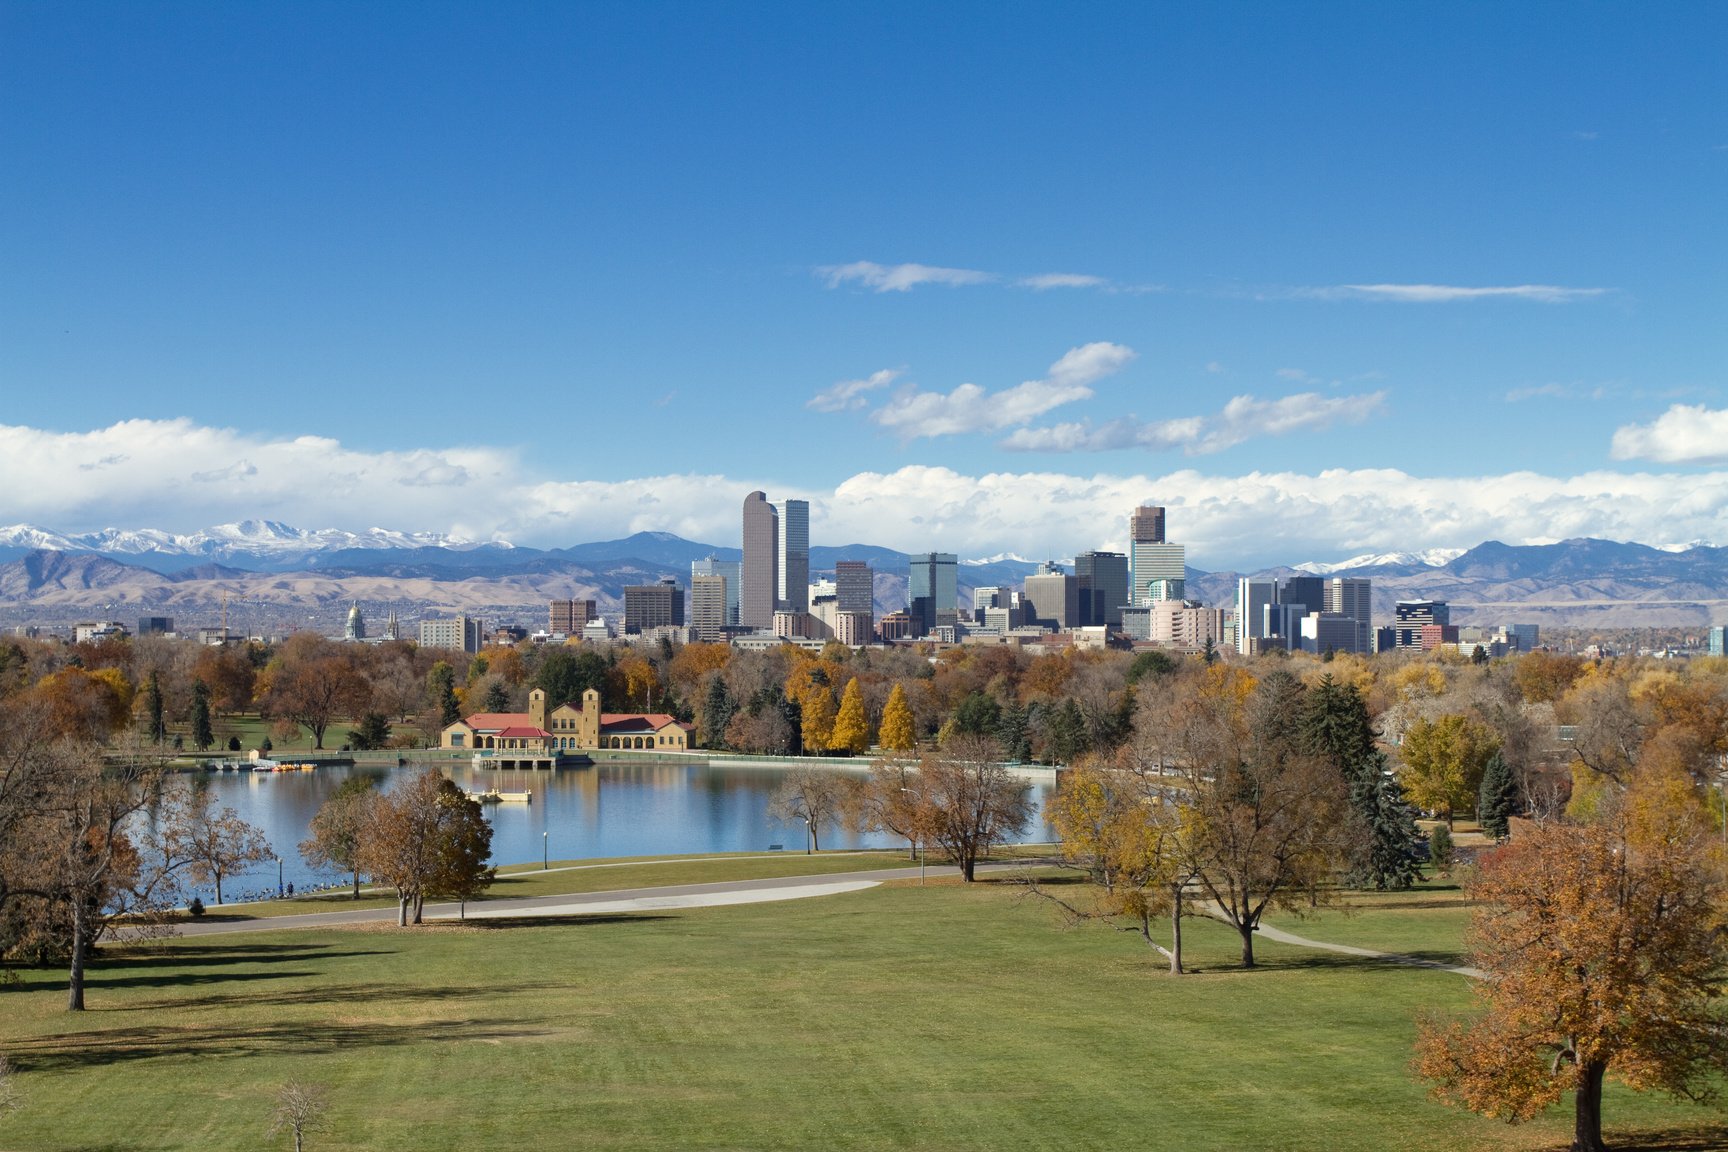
{"left": 3, "top": 532, "right": 1726, "bottom": 632}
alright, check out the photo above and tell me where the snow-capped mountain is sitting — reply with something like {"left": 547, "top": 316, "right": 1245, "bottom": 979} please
{"left": 1292, "top": 548, "right": 1466, "bottom": 575}
{"left": 0, "top": 521, "right": 497, "bottom": 572}
{"left": 961, "top": 552, "right": 1036, "bottom": 566}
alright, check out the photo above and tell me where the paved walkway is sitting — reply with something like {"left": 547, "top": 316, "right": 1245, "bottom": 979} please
{"left": 167, "top": 864, "right": 959, "bottom": 937}
{"left": 1212, "top": 908, "right": 1486, "bottom": 979}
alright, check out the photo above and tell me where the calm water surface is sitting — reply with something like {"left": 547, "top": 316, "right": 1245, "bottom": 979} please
{"left": 171, "top": 760, "right": 1055, "bottom": 901}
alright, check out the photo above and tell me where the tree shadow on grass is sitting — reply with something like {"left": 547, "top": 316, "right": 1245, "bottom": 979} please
{"left": 1572, "top": 1128, "right": 1728, "bottom": 1152}
{"left": 1249, "top": 949, "right": 1471, "bottom": 973}
{"left": 100, "top": 943, "right": 392, "bottom": 967}
{"left": 10, "top": 1015, "right": 550, "bottom": 1072}
{"left": 125, "top": 980, "right": 526, "bottom": 1013}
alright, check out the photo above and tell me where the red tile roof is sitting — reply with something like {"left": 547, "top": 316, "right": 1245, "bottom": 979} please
{"left": 495, "top": 726, "right": 550, "bottom": 739}
{"left": 463, "top": 712, "right": 532, "bottom": 730}
{"left": 600, "top": 713, "right": 693, "bottom": 733}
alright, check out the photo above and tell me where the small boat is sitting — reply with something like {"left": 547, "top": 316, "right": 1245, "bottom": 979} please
{"left": 252, "top": 759, "right": 280, "bottom": 772}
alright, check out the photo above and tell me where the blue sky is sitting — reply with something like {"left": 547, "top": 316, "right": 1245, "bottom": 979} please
{"left": 2, "top": 1, "right": 1724, "bottom": 567}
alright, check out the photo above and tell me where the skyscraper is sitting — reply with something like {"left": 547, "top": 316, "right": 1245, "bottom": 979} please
{"left": 1129, "top": 504, "right": 1183, "bottom": 605}
{"left": 1023, "top": 561, "right": 1079, "bottom": 631}
{"left": 690, "top": 573, "right": 729, "bottom": 642}
{"left": 773, "top": 499, "right": 810, "bottom": 613}
{"left": 1074, "top": 550, "right": 1129, "bottom": 626}
{"left": 740, "top": 491, "right": 778, "bottom": 629}
{"left": 907, "top": 552, "right": 957, "bottom": 636}
{"left": 1322, "top": 577, "right": 1373, "bottom": 655}
{"left": 692, "top": 557, "right": 740, "bottom": 625}
{"left": 834, "top": 560, "right": 874, "bottom": 614}
{"left": 1235, "top": 578, "right": 1277, "bottom": 654}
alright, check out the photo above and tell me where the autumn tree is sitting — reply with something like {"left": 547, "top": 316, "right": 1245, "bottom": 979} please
{"left": 359, "top": 770, "right": 494, "bottom": 925}
{"left": 1399, "top": 713, "right": 1500, "bottom": 827}
{"left": 878, "top": 683, "right": 915, "bottom": 753}
{"left": 855, "top": 758, "right": 938, "bottom": 859}
{"left": 768, "top": 768, "right": 844, "bottom": 852}
{"left": 300, "top": 776, "right": 379, "bottom": 898}
{"left": 1047, "top": 759, "right": 1197, "bottom": 973}
{"left": 1414, "top": 768, "right": 1728, "bottom": 1152}
{"left": 799, "top": 683, "right": 836, "bottom": 756}
{"left": 262, "top": 639, "right": 368, "bottom": 750}
{"left": 829, "top": 678, "right": 869, "bottom": 755}
{"left": 1176, "top": 671, "right": 1353, "bottom": 966}
{"left": 918, "top": 735, "right": 1032, "bottom": 881}
{"left": 161, "top": 783, "right": 274, "bottom": 905}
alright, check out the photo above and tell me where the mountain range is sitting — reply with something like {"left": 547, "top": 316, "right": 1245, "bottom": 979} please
{"left": 0, "top": 522, "right": 1723, "bottom": 633}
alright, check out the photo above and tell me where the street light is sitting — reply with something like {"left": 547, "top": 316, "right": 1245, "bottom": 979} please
{"left": 543, "top": 830, "right": 549, "bottom": 871}
{"left": 798, "top": 815, "right": 811, "bottom": 855}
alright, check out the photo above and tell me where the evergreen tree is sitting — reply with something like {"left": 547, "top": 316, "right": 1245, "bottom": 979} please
{"left": 145, "top": 670, "right": 166, "bottom": 744}
{"left": 879, "top": 683, "right": 915, "bottom": 753}
{"left": 191, "top": 680, "right": 215, "bottom": 752}
{"left": 829, "top": 679, "right": 869, "bottom": 755}
{"left": 1200, "top": 637, "right": 1219, "bottom": 664}
{"left": 1477, "top": 750, "right": 1519, "bottom": 840}
{"left": 776, "top": 691, "right": 802, "bottom": 756}
{"left": 1349, "top": 752, "right": 1425, "bottom": 890}
{"left": 347, "top": 712, "right": 393, "bottom": 751}
{"left": 1045, "top": 697, "right": 1088, "bottom": 764}
{"left": 482, "top": 680, "right": 510, "bottom": 712}
{"left": 995, "top": 698, "right": 1030, "bottom": 763}
{"left": 1299, "top": 674, "right": 1376, "bottom": 775}
{"left": 952, "top": 690, "right": 1001, "bottom": 736}
{"left": 701, "top": 675, "right": 736, "bottom": 750}
{"left": 427, "top": 662, "right": 461, "bottom": 726}
{"left": 532, "top": 648, "right": 609, "bottom": 708}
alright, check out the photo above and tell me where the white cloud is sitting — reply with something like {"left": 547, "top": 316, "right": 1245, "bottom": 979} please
{"left": 807, "top": 368, "right": 902, "bottom": 413}
{"left": 1313, "top": 283, "right": 1608, "bottom": 304}
{"left": 1018, "top": 273, "right": 1106, "bottom": 290}
{"left": 9, "top": 420, "right": 1728, "bottom": 570}
{"left": 1002, "top": 391, "right": 1386, "bottom": 455}
{"left": 1610, "top": 404, "right": 1728, "bottom": 464}
{"left": 870, "top": 342, "right": 1135, "bottom": 440}
{"left": 817, "top": 261, "right": 994, "bottom": 292}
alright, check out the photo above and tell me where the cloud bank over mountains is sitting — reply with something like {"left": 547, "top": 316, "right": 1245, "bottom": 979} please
{"left": 5, "top": 419, "right": 1728, "bottom": 570}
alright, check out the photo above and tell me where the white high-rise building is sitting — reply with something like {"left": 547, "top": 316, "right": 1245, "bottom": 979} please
{"left": 1235, "top": 579, "right": 1277, "bottom": 654}
{"left": 692, "top": 557, "right": 741, "bottom": 625}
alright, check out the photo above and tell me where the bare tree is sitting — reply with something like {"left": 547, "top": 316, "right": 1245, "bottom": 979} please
{"left": 767, "top": 768, "right": 845, "bottom": 853}
{"left": 918, "top": 734, "right": 1033, "bottom": 881}
{"left": 161, "top": 783, "right": 273, "bottom": 905}
{"left": 267, "top": 1079, "right": 327, "bottom": 1152}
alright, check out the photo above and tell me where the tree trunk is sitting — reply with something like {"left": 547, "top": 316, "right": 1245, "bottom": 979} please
{"left": 411, "top": 892, "right": 424, "bottom": 924}
{"left": 214, "top": 870, "right": 224, "bottom": 905}
{"left": 67, "top": 899, "right": 89, "bottom": 1011}
{"left": 397, "top": 896, "right": 408, "bottom": 927}
{"left": 1239, "top": 919, "right": 1256, "bottom": 968}
{"left": 960, "top": 853, "right": 976, "bottom": 882}
{"left": 1572, "top": 1059, "right": 1608, "bottom": 1152}
{"left": 1169, "top": 888, "right": 1184, "bottom": 975}
{"left": 352, "top": 868, "right": 361, "bottom": 899}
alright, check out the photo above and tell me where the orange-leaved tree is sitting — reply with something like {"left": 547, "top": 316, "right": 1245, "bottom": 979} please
{"left": 1413, "top": 766, "right": 1728, "bottom": 1152}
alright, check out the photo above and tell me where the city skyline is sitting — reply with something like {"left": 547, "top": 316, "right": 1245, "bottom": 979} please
{"left": 3, "top": 5, "right": 1725, "bottom": 568}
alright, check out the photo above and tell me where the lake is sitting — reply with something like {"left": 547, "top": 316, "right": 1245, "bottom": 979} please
{"left": 165, "top": 759, "right": 1057, "bottom": 902}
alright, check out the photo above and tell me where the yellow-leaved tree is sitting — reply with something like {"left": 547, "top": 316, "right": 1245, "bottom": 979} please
{"left": 800, "top": 682, "right": 836, "bottom": 756}
{"left": 829, "top": 678, "right": 869, "bottom": 755}
{"left": 879, "top": 682, "right": 915, "bottom": 753}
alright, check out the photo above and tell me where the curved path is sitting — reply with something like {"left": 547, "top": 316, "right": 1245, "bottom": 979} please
{"left": 165, "top": 864, "right": 957, "bottom": 937}
{"left": 1218, "top": 908, "right": 1486, "bottom": 979}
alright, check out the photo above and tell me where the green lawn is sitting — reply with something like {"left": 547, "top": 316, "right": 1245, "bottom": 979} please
{"left": 217, "top": 850, "right": 924, "bottom": 919}
{"left": 5, "top": 873, "right": 1722, "bottom": 1151}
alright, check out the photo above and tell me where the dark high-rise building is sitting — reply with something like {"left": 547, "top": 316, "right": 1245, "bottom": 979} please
{"left": 1075, "top": 550, "right": 1129, "bottom": 626}
{"left": 549, "top": 599, "right": 597, "bottom": 634}
{"left": 907, "top": 552, "right": 957, "bottom": 635}
{"left": 740, "top": 491, "right": 778, "bottom": 629}
{"left": 1279, "top": 576, "right": 1325, "bottom": 616}
{"left": 1393, "top": 600, "right": 1451, "bottom": 650}
{"left": 624, "top": 577, "right": 684, "bottom": 634}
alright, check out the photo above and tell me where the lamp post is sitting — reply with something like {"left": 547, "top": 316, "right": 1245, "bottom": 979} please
{"left": 543, "top": 830, "right": 549, "bottom": 871}
{"left": 798, "top": 815, "right": 811, "bottom": 855}
{"left": 277, "top": 855, "right": 284, "bottom": 898}
{"left": 900, "top": 786, "right": 923, "bottom": 885}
